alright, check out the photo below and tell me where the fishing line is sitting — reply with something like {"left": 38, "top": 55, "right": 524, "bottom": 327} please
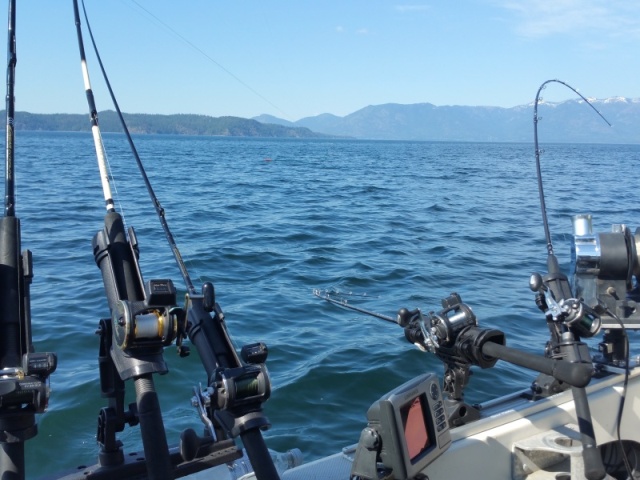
{"left": 120, "top": 0, "right": 292, "bottom": 121}
{"left": 533, "top": 79, "right": 611, "bottom": 256}
{"left": 604, "top": 307, "right": 634, "bottom": 479}
{"left": 79, "top": 0, "right": 198, "bottom": 296}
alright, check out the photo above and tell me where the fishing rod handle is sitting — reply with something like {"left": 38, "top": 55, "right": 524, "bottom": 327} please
{"left": 0, "top": 217, "right": 24, "bottom": 365}
{"left": 571, "top": 386, "right": 606, "bottom": 480}
{"left": 135, "top": 375, "right": 173, "bottom": 480}
{"left": 241, "top": 429, "right": 280, "bottom": 480}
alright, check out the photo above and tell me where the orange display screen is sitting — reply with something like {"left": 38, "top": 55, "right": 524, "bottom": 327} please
{"left": 401, "top": 395, "right": 431, "bottom": 462}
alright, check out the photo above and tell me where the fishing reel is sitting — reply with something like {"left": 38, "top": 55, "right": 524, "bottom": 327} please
{"left": 193, "top": 343, "right": 272, "bottom": 439}
{"left": 529, "top": 269, "right": 601, "bottom": 339}
{"left": 399, "top": 293, "right": 505, "bottom": 370}
{"left": 111, "top": 279, "right": 185, "bottom": 350}
{"left": 399, "top": 293, "right": 505, "bottom": 426}
{"left": 571, "top": 214, "right": 640, "bottom": 330}
{"left": 214, "top": 345, "right": 271, "bottom": 411}
{"left": 0, "top": 352, "right": 57, "bottom": 413}
{"left": 528, "top": 213, "right": 640, "bottom": 368}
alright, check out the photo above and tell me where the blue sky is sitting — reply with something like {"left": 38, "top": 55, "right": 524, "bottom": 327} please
{"left": 8, "top": 1, "right": 640, "bottom": 121}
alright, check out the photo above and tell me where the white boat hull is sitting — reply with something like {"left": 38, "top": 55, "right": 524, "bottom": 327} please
{"left": 267, "top": 366, "right": 640, "bottom": 480}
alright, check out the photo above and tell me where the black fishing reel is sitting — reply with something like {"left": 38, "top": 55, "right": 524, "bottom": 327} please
{"left": 399, "top": 293, "right": 505, "bottom": 370}
{"left": 398, "top": 293, "right": 505, "bottom": 426}
{"left": 190, "top": 343, "right": 272, "bottom": 439}
{"left": 529, "top": 269, "right": 601, "bottom": 339}
{"left": 0, "top": 376, "right": 49, "bottom": 444}
{"left": 111, "top": 279, "right": 185, "bottom": 350}
{"left": 0, "top": 352, "right": 57, "bottom": 417}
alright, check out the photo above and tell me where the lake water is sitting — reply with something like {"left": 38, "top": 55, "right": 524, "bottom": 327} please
{"left": 6, "top": 131, "right": 640, "bottom": 478}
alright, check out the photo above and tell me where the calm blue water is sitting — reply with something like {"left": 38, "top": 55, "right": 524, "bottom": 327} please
{"left": 8, "top": 131, "right": 640, "bottom": 478}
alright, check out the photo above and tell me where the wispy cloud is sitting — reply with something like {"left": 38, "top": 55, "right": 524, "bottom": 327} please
{"left": 499, "top": 0, "right": 640, "bottom": 39}
{"left": 395, "top": 5, "right": 430, "bottom": 13}
{"left": 335, "top": 26, "right": 371, "bottom": 35}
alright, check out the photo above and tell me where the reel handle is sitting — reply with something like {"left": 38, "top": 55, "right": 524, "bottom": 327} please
{"left": 396, "top": 307, "right": 420, "bottom": 327}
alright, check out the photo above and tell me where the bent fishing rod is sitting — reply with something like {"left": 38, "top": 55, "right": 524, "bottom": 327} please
{"left": 533, "top": 79, "right": 611, "bottom": 258}
{"left": 531, "top": 80, "right": 608, "bottom": 480}
{"left": 318, "top": 82, "right": 614, "bottom": 479}
{"left": 74, "top": 2, "right": 279, "bottom": 479}
{"left": 532, "top": 80, "right": 633, "bottom": 480}
{"left": 0, "top": 2, "right": 56, "bottom": 480}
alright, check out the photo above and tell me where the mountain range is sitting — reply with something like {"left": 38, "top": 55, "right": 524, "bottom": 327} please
{"left": 254, "top": 97, "right": 640, "bottom": 143}
{"left": 6, "top": 97, "right": 640, "bottom": 143}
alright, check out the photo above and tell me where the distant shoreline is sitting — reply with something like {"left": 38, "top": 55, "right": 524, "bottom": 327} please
{"left": 5, "top": 97, "right": 640, "bottom": 143}
{"left": 5, "top": 110, "right": 338, "bottom": 139}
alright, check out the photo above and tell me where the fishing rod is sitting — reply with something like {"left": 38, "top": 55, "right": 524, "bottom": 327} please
{"left": 77, "top": 0, "right": 195, "bottom": 296}
{"left": 529, "top": 79, "right": 611, "bottom": 480}
{"left": 532, "top": 80, "right": 634, "bottom": 480}
{"left": 318, "top": 81, "right": 615, "bottom": 479}
{"left": 533, "top": 79, "right": 611, "bottom": 258}
{"left": 73, "top": 2, "right": 177, "bottom": 479}
{"left": 0, "top": 2, "right": 56, "bottom": 479}
{"left": 313, "top": 289, "right": 397, "bottom": 324}
{"left": 530, "top": 79, "right": 609, "bottom": 346}
{"left": 73, "top": 2, "right": 114, "bottom": 214}
{"left": 74, "top": 2, "right": 279, "bottom": 479}
{"left": 4, "top": 0, "right": 15, "bottom": 218}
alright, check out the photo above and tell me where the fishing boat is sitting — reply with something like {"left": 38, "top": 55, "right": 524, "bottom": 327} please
{"left": 1, "top": 2, "right": 639, "bottom": 480}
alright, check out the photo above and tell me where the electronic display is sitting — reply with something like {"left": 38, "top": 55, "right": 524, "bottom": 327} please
{"left": 350, "top": 372, "right": 451, "bottom": 480}
{"left": 401, "top": 394, "right": 431, "bottom": 462}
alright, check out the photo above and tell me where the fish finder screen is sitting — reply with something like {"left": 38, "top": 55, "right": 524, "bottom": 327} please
{"left": 401, "top": 394, "right": 431, "bottom": 462}
{"left": 350, "top": 373, "right": 451, "bottom": 480}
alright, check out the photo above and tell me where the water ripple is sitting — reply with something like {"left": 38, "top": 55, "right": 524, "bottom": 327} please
{"left": 10, "top": 132, "right": 640, "bottom": 477}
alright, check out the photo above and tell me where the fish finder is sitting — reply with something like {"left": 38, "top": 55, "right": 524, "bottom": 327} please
{"left": 350, "top": 372, "right": 451, "bottom": 480}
